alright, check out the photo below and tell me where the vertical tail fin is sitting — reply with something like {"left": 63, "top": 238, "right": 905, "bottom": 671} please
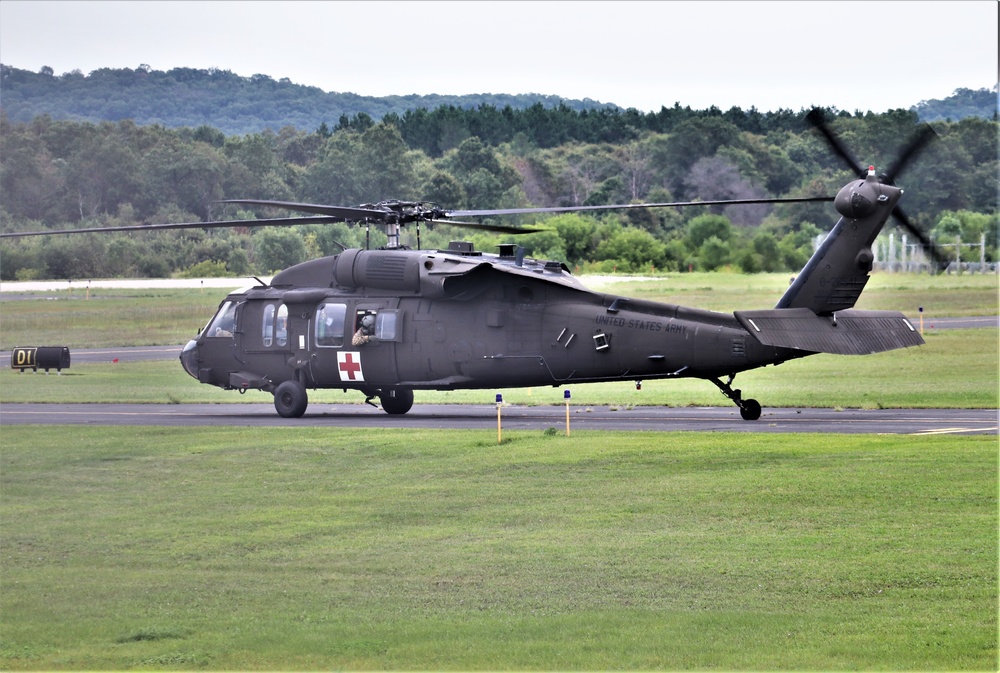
{"left": 776, "top": 169, "right": 902, "bottom": 314}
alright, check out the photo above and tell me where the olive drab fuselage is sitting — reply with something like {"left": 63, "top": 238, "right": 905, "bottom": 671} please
{"left": 182, "top": 244, "right": 801, "bottom": 396}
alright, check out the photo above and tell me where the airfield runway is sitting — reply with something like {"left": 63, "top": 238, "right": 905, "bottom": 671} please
{"left": 2, "top": 402, "right": 996, "bottom": 435}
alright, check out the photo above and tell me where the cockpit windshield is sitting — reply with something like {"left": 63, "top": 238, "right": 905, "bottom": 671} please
{"left": 206, "top": 301, "right": 237, "bottom": 337}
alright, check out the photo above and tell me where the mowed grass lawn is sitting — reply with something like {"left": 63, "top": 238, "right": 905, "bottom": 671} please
{"left": 1, "top": 427, "right": 996, "bottom": 670}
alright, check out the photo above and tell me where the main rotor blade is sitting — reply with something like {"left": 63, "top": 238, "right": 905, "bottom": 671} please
{"left": 426, "top": 219, "right": 542, "bottom": 234}
{"left": 2, "top": 195, "right": 834, "bottom": 240}
{"left": 0, "top": 216, "right": 344, "bottom": 238}
{"left": 218, "top": 199, "right": 386, "bottom": 220}
{"left": 446, "top": 196, "right": 833, "bottom": 219}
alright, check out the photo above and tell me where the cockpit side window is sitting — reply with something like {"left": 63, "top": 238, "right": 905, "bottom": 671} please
{"left": 275, "top": 305, "right": 288, "bottom": 347}
{"left": 262, "top": 304, "right": 275, "bottom": 347}
{"left": 206, "top": 301, "right": 237, "bottom": 338}
{"left": 316, "top": 303, "right": 346, "bottom": 347}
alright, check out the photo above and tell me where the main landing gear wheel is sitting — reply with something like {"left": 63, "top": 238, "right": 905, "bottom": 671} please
{"left": 710, "top": 375, "right": 762, "bottom": 421}
{"left": 380, "top": 388, "right": 414, "bottom": 415}
{"left": 274, "top": 380, "right": 308, "bottom": 418}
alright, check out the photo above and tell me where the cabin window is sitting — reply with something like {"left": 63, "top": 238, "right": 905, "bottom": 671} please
{"left": 275, "top": 305, "right": 288, "bottom": 347}
{"left": 316, "top": 303, "right": 347, "bottom": 347}
{"left": 206, "top": 301, "right": 237, "bottom": 338}
{"left": 375, "top": 310, "right": 400, "bottom": 341}
{"left": 352, "top": 310, "right": 377, "bottom": 346}
{"left": 262, "top": 304, "right": 275, "bottom": 347}
{"left": 350, "top": 308, "right": 402, "bottom": 345}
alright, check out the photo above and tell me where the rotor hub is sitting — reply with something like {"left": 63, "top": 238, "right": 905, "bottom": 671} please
{"left": 834, "top": 169, "right": 890, "bottom": 220}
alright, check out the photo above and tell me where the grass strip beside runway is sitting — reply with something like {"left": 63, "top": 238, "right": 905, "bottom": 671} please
{"left": 2, "top": 427, "right": 996, "bottom": 670}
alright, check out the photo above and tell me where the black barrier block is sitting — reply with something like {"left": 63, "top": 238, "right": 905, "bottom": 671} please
{"left": 11, "top": 347, "right": 71, "bottom": 373}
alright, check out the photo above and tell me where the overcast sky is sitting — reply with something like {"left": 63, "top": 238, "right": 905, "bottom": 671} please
{"left": 1, "top": 1, "right": 997, "bottom": 113}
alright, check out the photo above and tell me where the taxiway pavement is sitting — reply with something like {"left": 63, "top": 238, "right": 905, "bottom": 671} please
{"left": 2, "top": 403, "right": 995, "bottom": 435}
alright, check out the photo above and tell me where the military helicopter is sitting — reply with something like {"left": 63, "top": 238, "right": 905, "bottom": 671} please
{"left": 2, "top": 110, "right": 942, "bottom": 420}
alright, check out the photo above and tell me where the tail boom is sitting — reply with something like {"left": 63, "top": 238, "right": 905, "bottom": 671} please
{"left": 777, "top": 169, "right": 901, "bottom": 314}
{"left": 744, "top": 168, "right": 924, "bottom": 356}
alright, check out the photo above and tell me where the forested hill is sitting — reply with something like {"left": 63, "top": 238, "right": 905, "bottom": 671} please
{"left": 1, "top": 64, "right": 996, "bottom": 136}
{"left": 0, "top": 64, "right": 614, "bottom": 136}
{"left": 911, "top": 86, "right": 999, "bottom": 123}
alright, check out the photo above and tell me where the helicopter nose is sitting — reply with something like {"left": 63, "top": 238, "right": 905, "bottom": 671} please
{"left": 180, "top": 339, "right": 199, "bottom": 379}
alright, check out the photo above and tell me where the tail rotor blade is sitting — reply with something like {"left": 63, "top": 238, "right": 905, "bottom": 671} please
{"left": 807, "top": 108, "right": 944, "bottom": 271}
{"left": 806, "top": 108, "right": 865, "bottom": 178}
{"left": 892, "top": 206, "right": 949, "bottom": 270}
{"left": 882, "top": 124, "right": 938, "bottom": 184}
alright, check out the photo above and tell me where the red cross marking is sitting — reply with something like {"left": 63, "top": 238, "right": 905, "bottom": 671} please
{"left": 339, "top": 352, "right": 363, "bottom": 381}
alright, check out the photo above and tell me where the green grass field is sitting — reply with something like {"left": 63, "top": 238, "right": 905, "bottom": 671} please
{"left": 1, "top": 427, "right": 996, "bottom": 670}
{"left": 2, "top": 273, "right": 997, "bottom": 670}
{"left": 0, "top": 287, "right": 224, "bottom": 350}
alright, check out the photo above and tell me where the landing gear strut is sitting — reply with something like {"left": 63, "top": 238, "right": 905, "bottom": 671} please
{"left": 710, "top": 375, "right": 762, "bottom": 421}
{"left": 362, "top": 387, "right": 415, "bottom": 415}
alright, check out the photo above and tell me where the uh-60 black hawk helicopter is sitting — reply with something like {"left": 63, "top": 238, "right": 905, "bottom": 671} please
{"left": 3, "top": 110, "right": 943, "bottom": 420}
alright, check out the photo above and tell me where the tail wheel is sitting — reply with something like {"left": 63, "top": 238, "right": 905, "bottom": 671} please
{"left": 709, "top": 375, "right": 761, "bottom": 421}
{"left": 274, "top": 380, "right": 308, "bottom": 418}
{"left": 739, "top": 399, "right": 762, "bottom": 421}
{"left": 380, "top": 388, "right": 414, "bottom": 415}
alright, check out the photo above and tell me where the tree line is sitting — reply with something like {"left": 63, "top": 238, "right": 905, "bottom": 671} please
{"left": 1, "top": 106, "right": 996, "bottom": 281}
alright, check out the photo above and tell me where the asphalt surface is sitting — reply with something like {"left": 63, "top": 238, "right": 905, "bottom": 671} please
{"left": 2, "top": 402, "right": 995, "bottom": 435}
{"left": 910, "top": 316, "right": 998, "bottom": 329}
